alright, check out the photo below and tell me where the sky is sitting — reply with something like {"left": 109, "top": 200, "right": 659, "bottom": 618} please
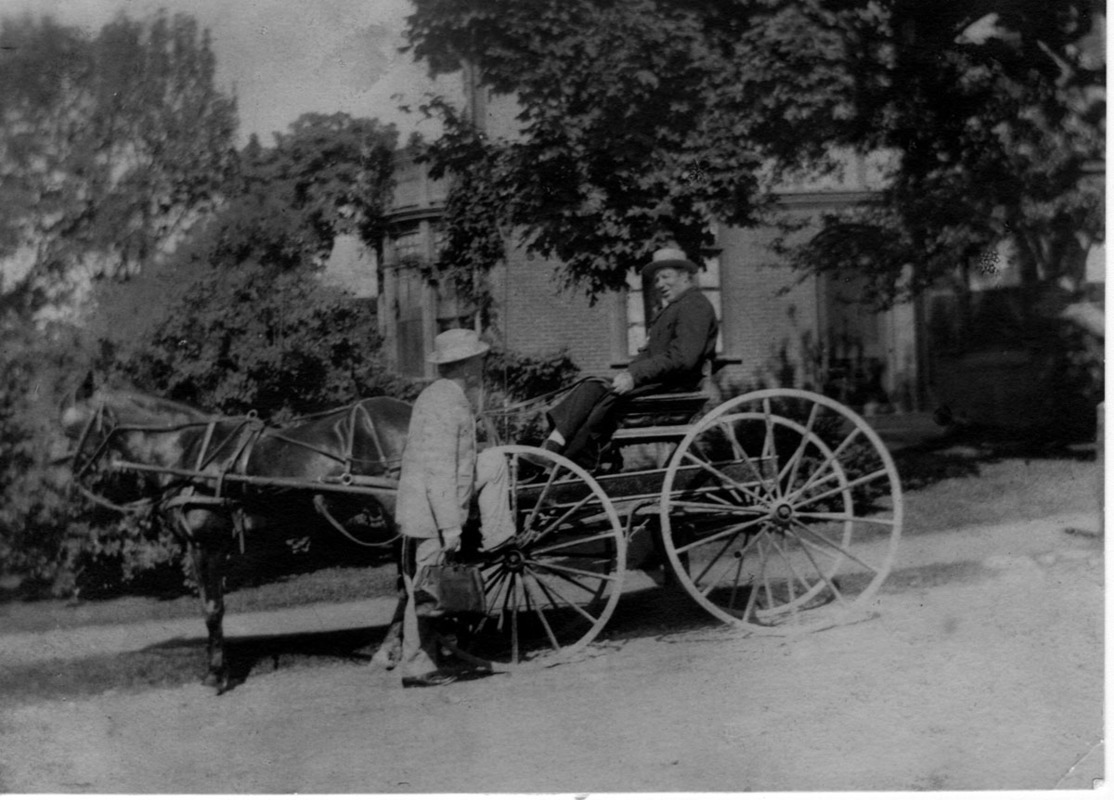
{"left": 0, "top": 0, "right": 461, "bottom": 144}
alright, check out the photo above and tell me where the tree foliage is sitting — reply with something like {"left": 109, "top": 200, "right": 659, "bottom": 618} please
{"left": 0, "top": 12, "right": 238, "bottom": 315}
{"left": 405, "top": 0, "right": 1103, "bottom": 306}
{"left": 86, "top": 112, "right": 398, "bottom": 348}
{"left": 787, "top": 0, "right": 1105, "bottom": 308}
{"left": 124, "top": 263, "right": 415, "bottom": 420}
{"left": 211, "top": 113, "right": 398, "bottom": 272}
{"left": 0, "top": 316, "right": 90, "bottom": 588}
{"left": 407, "top": 0, "right": 891, "bottom": 295}
{"left": 115, "top": 111, "right": 407, "bottom": 418}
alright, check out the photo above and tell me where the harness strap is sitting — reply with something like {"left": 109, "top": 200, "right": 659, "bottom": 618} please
{"left": 76, "top": 483, "right": 158, "bottom": 514}
{"left": 194, "top": 421, "right": 217, "bottom": 472}
{"left": 262, "top": 401, "right": 399, "bottom": 475}
{"left": 344, "top": 404, "right": 359, "bottom": 474}
{"left": 217, "top": 418, "right": 265, "bottom": 497}
{"left": 312, "top": 493, "right": 400, "bottom": 549}
{"left": 356, "top": 402, "right": 390, "bottom": 474}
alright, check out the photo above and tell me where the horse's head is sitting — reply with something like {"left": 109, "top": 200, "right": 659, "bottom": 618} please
{"left": 58, "top": 374, "right": 211, "bottom": 480}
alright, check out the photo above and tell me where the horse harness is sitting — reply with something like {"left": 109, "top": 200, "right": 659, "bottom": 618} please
{"left": 71, "top": 400, "right": 402, "bottom": 549}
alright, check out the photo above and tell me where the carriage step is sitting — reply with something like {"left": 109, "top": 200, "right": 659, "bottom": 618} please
{"left": 611, "top": 425, "right": 693, "bottom": 443}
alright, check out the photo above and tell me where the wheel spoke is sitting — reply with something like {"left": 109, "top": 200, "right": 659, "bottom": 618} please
{"left": 784, "top": 426, "right": 864, "bottom": 502}
{"left": 796, "top": 511, "right": 896, "bottom": 526}
{"left": 727, "top": 553, "right": 746, "bottom": 609}
{"left": 531, "top": 529, "right": 620, "bottom": 556}
{"left": 766, "top": 534, "right": 813, "bottom": 601}
{"left": 790, "top": 519, "right": 880, "bottom": 575}
{"left": 762, "top": 533, "right": 811, "bottom": 622}
{"left": 509, "top": 580, "right": 520, "bottom": 662}
{"left": 795, "top": 466, "right": 891, "bottom": 509}
{"left": 795, "top": 534, "right": 851, "bottom": 609}
{"left": 680, "top": 448, "right": 770, "bottom": 507}
{"left": 523, "top": 464, "right": 573, "bottom": 531}
{"left": 521, "top": 566, "right": 600, "bottom": 625}
{"left": 521, "top": 573, "right": 562, "bottom": 651}
{"left": 528, "top": 492, "right": 601, "bottom": 540}
{"left": 675, "top": 515, "right": 767, "bottom": 556}
{"left": 473, "top": 571, "right": 510, "bottom": 633}
{"left": 528, "top": 558, "right": 618, "bottom": 586}
{"left": 739, "top": 537, "right": 773, "bottom": 620}
{"left": 761, "top": 542, "right": 777, "bottom": 612}
{"left": 760, "top": 398, "right": 778, "bottom": 498}
{"left": 779, "top": 401, "right": 820, "bottom": 494}
{"left": 694, "top": 526, "right": 761, "bottom": 588}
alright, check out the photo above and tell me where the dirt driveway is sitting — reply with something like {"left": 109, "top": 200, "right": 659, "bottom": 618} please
{"left": 0, "top": 512, "right": 1102, "bottom": 793}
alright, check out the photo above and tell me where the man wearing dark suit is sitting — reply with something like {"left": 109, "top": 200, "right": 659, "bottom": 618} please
{"left": 540, "top": 247, "right": 719, "bottom": 469}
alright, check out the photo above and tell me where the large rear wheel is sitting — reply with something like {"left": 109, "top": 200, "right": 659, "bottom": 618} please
{"left": 658, "top": 390, "right": 903, "bottom": 633}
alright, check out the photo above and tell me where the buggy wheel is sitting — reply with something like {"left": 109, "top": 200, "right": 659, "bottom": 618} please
{"left": 447, "top": 445, "right": 626, "bottom": 671}
{"left": 658, "top": 389, "right": 903, "bottom": 633}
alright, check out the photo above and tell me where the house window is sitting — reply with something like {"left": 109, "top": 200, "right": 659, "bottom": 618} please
{"left": 391, "top": 224, "right": 423, "bottom": 262}
{"left": 626, "top": 256, "right": 723, "bottom": 357}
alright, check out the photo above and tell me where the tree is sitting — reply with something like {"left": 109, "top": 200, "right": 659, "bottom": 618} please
{"left": 404, "top": 0, "right": 1103, "bottom": 308}
{"left": 0, "top": 12, "right": 238, "bottom": 316}
{"left": 406, "top": 0, "right": 892, "bottom": 296}
{"left": 124, "top": 264, "right": 415, "bottom": 419}
{"left": 87, "top": 112, "right": 399, "bottom": 347}
{"left": 210, "top": 113, "right": 398, "bottom": 272}
{"left": 789, "top": 0, "right": 1105, "bottom": 308}
{"left": 113, "top": 112, "right": 408, "bottom": 418}
{"left": 0, "top": 315, "right": 84, "bottom": 588}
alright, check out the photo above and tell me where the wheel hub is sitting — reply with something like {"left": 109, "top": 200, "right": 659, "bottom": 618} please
{"left": 772, "top": 503, "right": 795, "bottom": 527}
{"left": 503, "top": 549, "right": 526, "bottom": 574}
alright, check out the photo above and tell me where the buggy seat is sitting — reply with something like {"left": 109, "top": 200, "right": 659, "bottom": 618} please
{"left": 610, "top": 392, "right": 710, "bottom": 445}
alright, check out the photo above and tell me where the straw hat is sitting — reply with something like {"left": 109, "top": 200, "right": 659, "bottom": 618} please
{"left": 426, "top": 328, "right": 491, "bottom": 364}
{"left": 641, "top": 247, "right": 700, "bottom": 279}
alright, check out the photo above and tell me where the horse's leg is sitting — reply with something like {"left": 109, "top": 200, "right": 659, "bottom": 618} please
{"left": 180, "top": 508, "right": 231, "bottom": 692}
{"left": 370, "top": 538, "right": 405, "bottom": 670}
{"left": 371, "top": 598, "right": 405, "bottom": 670}
{"left": 187, "top": 538, "right": 229, "bottom": 690}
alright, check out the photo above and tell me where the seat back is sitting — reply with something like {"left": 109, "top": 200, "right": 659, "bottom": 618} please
{"left": 619, "top": 392, "right": 709, "bottom": 428}
{"left": 611, "top": 392, "right": 709, "bottom": 444}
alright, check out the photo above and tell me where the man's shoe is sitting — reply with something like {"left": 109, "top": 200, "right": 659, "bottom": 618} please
{"left": 480, "top": 533, "right": 517, "bottom": 554}
{"left": 401, "top": 670, "right": 459, "bottom": 688}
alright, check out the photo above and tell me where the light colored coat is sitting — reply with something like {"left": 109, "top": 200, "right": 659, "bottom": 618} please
{"left": 395, "top": 379, "right": 476, "bottom": 540}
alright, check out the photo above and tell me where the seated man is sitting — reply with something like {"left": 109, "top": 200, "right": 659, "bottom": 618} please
{"left": 537, "top": 246, "right": 719, "bottom": 469}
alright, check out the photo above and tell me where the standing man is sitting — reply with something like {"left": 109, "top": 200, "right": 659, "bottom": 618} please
{"left": 538, "top": 246, "right": 719, "bottom": 469}
{"left": 395, "top": 328, "right": 514, "bottom": 688}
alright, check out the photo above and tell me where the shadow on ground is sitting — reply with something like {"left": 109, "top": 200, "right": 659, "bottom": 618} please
{"left": 1, "top": 623, "right": 395, "bottom": 707}
{"left": 892, "top": 426, "right": 1097, "bottom": 492}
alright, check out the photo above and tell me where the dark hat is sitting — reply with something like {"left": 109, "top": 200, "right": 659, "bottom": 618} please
{"left": 641, "top": 247, "right": 700, "bottom": 279}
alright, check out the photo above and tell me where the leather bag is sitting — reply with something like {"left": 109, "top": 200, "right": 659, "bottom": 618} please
{"left": 430, "top": 562, "right": 486, "bottom": 614}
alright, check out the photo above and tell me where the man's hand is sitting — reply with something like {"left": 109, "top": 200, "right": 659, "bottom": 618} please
{"left": 440, "top": 527, "right": 463, "bottom": 553}
{"left": 611, "top": 371, "right": 635, "bottom": 395}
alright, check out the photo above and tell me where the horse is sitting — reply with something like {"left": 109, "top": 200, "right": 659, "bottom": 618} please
{"left": 59, "top": 378, "right": 412, "bottom": 692}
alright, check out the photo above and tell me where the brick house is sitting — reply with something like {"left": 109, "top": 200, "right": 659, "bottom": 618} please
{"left": 375, "top": 74, "right": 927, "bottom": 417}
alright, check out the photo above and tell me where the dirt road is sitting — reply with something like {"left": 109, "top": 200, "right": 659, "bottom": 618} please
{"left": 0, "top": 512, "right": 1103, "bottom": 792}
